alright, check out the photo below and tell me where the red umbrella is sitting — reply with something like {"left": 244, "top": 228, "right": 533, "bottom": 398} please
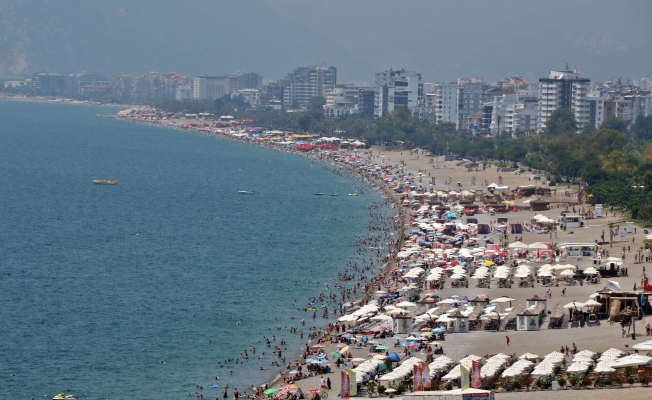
{"left": 307, "top": 389, "right": 319, "bottom": 394}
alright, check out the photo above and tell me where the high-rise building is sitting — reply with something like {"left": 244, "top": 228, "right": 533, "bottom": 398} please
{"left": 586, "top": 92, "right": 606, "bottom": 128}
{"left": 193, "top": 75, "right": 229, "bottom": 100}
{"left": 538, "top": 68, "right": 591, "bottom": 130}
{"left": 31, "top": 72, "right": 65, "bottom": 93}
{"left": 323, "top": 88, "right": 358, "bottom": 118}
{"left": 279, "top": 65, "right": 337, "bottom": 106}
{"left": 374, "top": 69, "right": 422, "bottom": 118}
{"left": 228, "top": 72, "right": 263, "bottom": 93}
{"left": 357, "top": 88, "right": 375, "bottom": 118}
{"left": 424, "top": 83, "right": 458, "bottom": 124}
{"left": 457, "top": 78, "right": 488, "bottom": 130}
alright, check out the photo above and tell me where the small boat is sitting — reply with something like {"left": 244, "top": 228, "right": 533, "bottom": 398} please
{"left": 53, "top": 394, "right": 76, "bottom": 400}
{"left": 348, "top": 193, "right": 358, "bottom": 196}
{"left": 330, "top": 193, "right": 339, "bottom": 196}
{"left": 239, "top": 190, "right": 255, "bottom": 195}
{"left": 314, "top": 192, "right": 324, "bottom": 195}
{"left": 92, "top": 179, "right": 118, "bottom": 185}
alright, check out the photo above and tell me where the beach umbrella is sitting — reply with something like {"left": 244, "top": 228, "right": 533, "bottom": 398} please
{"left": 340, "top": 346, "right": 350, "bottom": 354}
{"left": 492, "top": 297, "right": 516, "bottom": 303}
{"left": 388, "top": 352, "right": 401, "bottom": 362}
{"left": 563, "top": 301, "right": 584, "bottom": 309}
{"left": 560, "top": 269, "right": 575, "bottom": 277}
{"left": 612, "top": 354, "right": 652, "bottom": 368}
{"left": 508, "top": 241, "right": 529, "bottom": 249}
{"left": 518, "top": 353, "right": 540, "bottom": 360}
{"left": 582, "top": 299, "right": 602, "bottom": 308}
{"left": 384, "top": 389, "right": 397, "bottom": 394}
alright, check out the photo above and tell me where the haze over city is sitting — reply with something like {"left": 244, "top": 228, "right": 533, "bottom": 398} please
{"left": 1, "top": 0, "right": 651, "bottom": 83}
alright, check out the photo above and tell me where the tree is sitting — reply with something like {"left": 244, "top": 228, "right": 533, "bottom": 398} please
{"left": 600, "top": 116, "right": 629, "bottom": 133}
{"left": 599, "top": 150, "right": 639, "bottom": 180}
{"left": 589, "top": 129, "right": 629, "bottom": 156}
{"left": 297, "top": 114, "right": 312, "bottom": 132}
{"left": 545, "top": 108, "right": 577, "bottom": 136}
{"left": 581, "top": 123, "right": 597, "bottom": 136}
{"left": 631, "top": 115, "right": 652, "bottom": 140}
{"left": 306, "top": 96, "right": 326, "bottom": 120}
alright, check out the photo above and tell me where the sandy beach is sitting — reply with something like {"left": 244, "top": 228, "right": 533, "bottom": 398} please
{"left": 266, "top": 147, "right": 652, "bottom": 398}
{"left": 111, "top": 111, "right": 652, "bottom": 398}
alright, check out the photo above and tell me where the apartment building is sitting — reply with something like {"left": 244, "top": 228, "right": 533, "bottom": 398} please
{"left": 374, "top": 69, "right": 422, "bottom": 118}
{"left": 193, "top": 75, "right": 229, "bottom": 100}
{"left": 538, "top": 68, "right": 591, "bottom": 130}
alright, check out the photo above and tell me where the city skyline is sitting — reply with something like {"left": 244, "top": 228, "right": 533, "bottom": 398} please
{"left": 0, "top": 0, "right": 651, "bottom": 83}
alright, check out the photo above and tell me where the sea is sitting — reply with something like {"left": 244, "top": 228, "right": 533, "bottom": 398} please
{"left": 0, "top": 100, "right": 393, "bottom": 400}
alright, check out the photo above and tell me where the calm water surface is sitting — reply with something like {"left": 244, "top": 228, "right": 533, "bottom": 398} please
{"left": 0, "top": 100, "right": 390, "bottom": 399}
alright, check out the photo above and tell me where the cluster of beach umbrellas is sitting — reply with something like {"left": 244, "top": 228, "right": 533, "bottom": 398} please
{"left": 531, "top": 351, "right": 563, "bottom": 376}
{"left": 481, "top": 354, "right": 511, "bottom": 378}
{"left": 501, "top": 359, "right": 534, "bottom": 377}
{"left": 428, "top": 356, "right": 455, "bottom": 377}
{"left": 351, "top": 359, "right": 385, "bottom": 383}
{"left": 377, "top": 357, "right": 423, "bottom": 382}
{"left": 441, "top": 355, "right": 482, "bottom": 380}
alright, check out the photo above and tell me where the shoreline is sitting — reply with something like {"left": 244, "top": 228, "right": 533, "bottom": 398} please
{"left": 113, "top": 111, "right": 409, "bottom": 394}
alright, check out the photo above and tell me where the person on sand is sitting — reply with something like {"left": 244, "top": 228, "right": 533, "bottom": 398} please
{"left": 506, "top": 336, "right": 510, "bottom": 346}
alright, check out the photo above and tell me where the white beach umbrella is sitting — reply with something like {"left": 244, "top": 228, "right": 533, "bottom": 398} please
{"left": 612, "top": 354, "right": 652, "bottom": 368}
{"left": 582, "top": 299, "right": 602, "bottom": 308}
{"left": 492, "top": 297, "right": 516, "bottom": 303}
{"left": 518, "top": 353, "right": 540, "bottom": 360}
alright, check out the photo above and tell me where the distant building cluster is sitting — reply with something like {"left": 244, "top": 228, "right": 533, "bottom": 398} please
{"left": 1, "top": 62, "right": 651, "bottom": 135}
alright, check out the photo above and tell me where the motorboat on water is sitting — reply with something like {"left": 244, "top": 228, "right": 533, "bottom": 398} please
{"left": 92, "top": 179, "right": 118, "bottom": 185}
{"left": 348, "top": 193, "right": 358, "bottom": 196}
{"left": 330, "top": 193, "right": 338, "bottom": 196}
{"left": 53, "top": 394, "right": 76, "bottom": 400}
{"left": 239, "top": 190, "right": 255, "bottom": 195}
{"left": 314, "top": 192, "right": 324, "bottom": 195}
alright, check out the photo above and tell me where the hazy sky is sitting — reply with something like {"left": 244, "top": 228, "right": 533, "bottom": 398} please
{"left": 1, "top": 0, "right": 651, "bottom": 84}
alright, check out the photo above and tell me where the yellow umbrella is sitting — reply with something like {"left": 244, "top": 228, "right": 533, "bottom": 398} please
{"left": 421, "top": 332, "right": 433, "bottom": 337}
{"left": 374, "top": 355, "right": 388, "bottom": 360}
{"left": 483, "top": 260, "right": 495, "bottom": 266}
{"left": 409, "top": 285, "right": 419, "bottom": 289}
{"left": 340, "top": 345, "right": 350, "bottom": 354}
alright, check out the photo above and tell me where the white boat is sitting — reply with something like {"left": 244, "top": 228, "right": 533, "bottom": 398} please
{"left": 239, "top": 190, "right": 255, "bottom": 195}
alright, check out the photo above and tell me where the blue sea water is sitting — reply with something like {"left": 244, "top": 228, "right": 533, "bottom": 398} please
{"left": 0, "top": 100, "right": 391, "bottom": 399}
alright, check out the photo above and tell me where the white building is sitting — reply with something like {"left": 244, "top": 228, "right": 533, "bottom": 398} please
{"left": 237, "top": 88, "right": 260, "bottom": 106}
{"left": 612, "top": 93, "right": 652, "bottom": 125}
{"left": 193, "top": 75, "right": 229, "bottom": 100}
{"left": 506, "top": 103, "right": 538, "bottom": 133}
{"left": 586, "top": 92, "right": 606, "bottom": 128}
{"left": 489, "top": 94, "right": 517, "bottom": 135}
{"left": 176, "top": 84, "right": 193, "bottom": 101}
{"left": 374, "top": 69, "right": 422, "bottom": 118}
{"left": 424, "top": 83, "right": 458, "bottom": 125}
{"left": 538, "top": 68, "right": 591, "bottom": 131}
{"left": 323, "top": 88, "right": 358, "bottom": 118}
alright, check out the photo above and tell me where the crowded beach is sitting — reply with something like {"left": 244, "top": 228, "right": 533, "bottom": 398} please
{"left": 116, "top": 107, "right": 652, "bottom": 399}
